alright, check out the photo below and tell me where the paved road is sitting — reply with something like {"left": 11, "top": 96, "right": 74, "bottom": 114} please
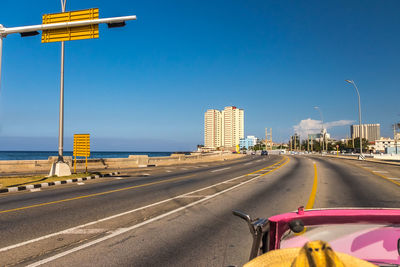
{"left": 1, "top": 154, "right": 400, "bottom": 266}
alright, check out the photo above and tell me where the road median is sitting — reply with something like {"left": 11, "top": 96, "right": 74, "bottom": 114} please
{"left": 0, "top": 172, "right": 119, "bottom": 194}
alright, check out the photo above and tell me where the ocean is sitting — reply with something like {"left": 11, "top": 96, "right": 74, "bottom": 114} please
{"left": 0, "top": 151, "right": 176, "bottom": 161}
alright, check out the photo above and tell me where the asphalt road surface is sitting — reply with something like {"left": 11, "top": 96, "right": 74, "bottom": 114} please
{"left": 1, "top": 154, "right": 400, "bottom": 266}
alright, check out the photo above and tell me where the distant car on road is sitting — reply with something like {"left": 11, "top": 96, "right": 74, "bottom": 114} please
{"left": 261, "top": 151, "right": 268, "bottom": 156}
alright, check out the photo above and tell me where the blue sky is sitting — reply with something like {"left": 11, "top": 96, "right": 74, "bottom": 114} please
{"left": 0, "top": 0, "right": 399, "bottom": 151}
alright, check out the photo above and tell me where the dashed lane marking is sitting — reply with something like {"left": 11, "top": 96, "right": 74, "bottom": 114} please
{"left": 346, "top": 161, "right": 400, "bottom": 187}
{"left": 176, "top": 195, "right": 206, "bottom": 198}
{"left": 210, "top": 167, "right": 231, "bottom": 173}
{"left": 64, "top": 229, "right": 106, "bottom": 235}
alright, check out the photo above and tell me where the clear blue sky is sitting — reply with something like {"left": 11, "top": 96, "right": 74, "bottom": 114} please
{"left": 0, "top": 0, "right": 399, "bottom": 151}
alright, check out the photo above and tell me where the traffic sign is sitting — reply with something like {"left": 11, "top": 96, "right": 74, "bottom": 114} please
{"left": 73, "top": 134, "right": 90, "bottom": 173}
{"left": 42, "top": 8, "right": 99, "bottom": 43}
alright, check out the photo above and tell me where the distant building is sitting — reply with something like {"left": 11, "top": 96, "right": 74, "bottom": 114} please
{"left": 308, "top": 130, "right": 330, "bottom": 142}
{"left": 374, "top": 137, "right": 400, "bottom": 153}
{"left": 221, "top": 106, "right": 244, "bottom": 148}
{"left": 351, "top": 124, "right": 380, "bottom": 142}
{"left": 204, "top": 109, "right": 222, "bottom": 149}
{"left": 240, "top": 135, "right": 258, "bottom": 149}
{"left": 204, "top": 106, "right": 244, "bottom": 149}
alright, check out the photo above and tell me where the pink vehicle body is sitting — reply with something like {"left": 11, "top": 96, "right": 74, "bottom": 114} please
{"left": 234, "top": 207, "right": 400, "bottom": 266}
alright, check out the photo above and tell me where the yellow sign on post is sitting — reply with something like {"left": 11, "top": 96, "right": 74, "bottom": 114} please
{"left": 42, "top": 8, "right": 99, "bottom": 43}
{"left": 73, "top": 134, "right": 90, "bottom": 173}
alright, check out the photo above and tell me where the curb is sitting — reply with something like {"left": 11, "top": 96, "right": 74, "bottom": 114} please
{"left": 0, "top": 172, "right": 120, "bottom": 194}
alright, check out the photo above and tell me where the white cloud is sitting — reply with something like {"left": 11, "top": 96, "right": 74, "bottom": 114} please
{"left": 293, "top": 118, "right": 354, "bottom": 139}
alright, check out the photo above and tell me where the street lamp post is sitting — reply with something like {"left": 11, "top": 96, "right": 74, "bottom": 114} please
{"left": 58, "top": 0, "right": 67, "bottom": 163}
{"left": 0, "top": 7, "right": 137, "bottom": 175}
{"left": 345, "top": 80, "right": 364, "bottom": 160}
{"left": 314, "top": 106, "right": 325, "bottom": 153}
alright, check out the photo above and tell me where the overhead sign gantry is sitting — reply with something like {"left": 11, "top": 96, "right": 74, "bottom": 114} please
{"left": 0, "top": 4, "right": 136, "bottom": 176}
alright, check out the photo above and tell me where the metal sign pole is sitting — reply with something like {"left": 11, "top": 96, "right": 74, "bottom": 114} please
{"left": 58, "top": 40, "right": 65, "bottom": 161}
{"left": 58, "top": 0, "right": 67, "bottom": 162}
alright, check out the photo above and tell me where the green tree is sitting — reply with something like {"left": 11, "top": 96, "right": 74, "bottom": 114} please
{"left": 353, "top": 138, "right": 369, "bottom": 152}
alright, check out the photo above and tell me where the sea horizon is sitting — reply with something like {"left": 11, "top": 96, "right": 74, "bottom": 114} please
{"left": 0, "top": 150, "right": 192, "bottom": 161}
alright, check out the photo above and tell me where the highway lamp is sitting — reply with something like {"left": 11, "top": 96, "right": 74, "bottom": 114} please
{"left": 0, "top": 3, "right": 137, "bottom": 175}
{"left": 345, "top": 79, "right": 364, "bottom": 160}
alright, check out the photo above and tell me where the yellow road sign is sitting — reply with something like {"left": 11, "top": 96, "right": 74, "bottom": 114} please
{"left": 42, "top": 8, "right": 99, "bottom": 43}
{"left": 73, "top": 134, "right": 90, "bottom": 173}
{"left": 73, "top": 134, "right": 90, "bottom": 157}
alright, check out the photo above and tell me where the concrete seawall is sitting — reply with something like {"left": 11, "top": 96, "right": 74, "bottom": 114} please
{"left": 0, "top": 152, "right": 244, "bottom": 176}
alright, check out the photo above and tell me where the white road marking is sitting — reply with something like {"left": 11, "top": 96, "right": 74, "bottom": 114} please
{"left": 26, "top": 167, "right": 281, "bottom": 267}
{"left": 77, "top": 182, "right": 85, "bottom": 185}
{"left": 256, "top": 160, "right": 262, "bottom": 162}
{"left": 389, "top": 178, "right": 400, "bottom": 181}
{"left": 64, "top": 228, "right": 106, "bottom": 235}
{"left": 247, "top": 174, "right": 259, "bottom": 176}
{"left": 176, "top": 195, "right": 206, "bottom": 198}
{"left": 372, "top": 170, "right": 389, "bottom": 173}
{"left": 166, "top": 170, "right": 172, "bottom": 173}
{"left": 210, "top": 167, "right": 231, "bottom": 173}
{"left": 181, "top": 168, "right": 188, "bottom": 170}
{"left": 29, "top": 189, "right": 41, "bottom": 192}
{"left": 115, "top": 177, "right": 123, "bottom": 180}
{"left": 244, "top": 162, "right": 253, "bottom": 165}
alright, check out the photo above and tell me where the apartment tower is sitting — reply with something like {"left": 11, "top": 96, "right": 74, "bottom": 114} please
{"left": 350, "top": 124, "right": 381, "bottom": 141}
{"left": 222, "top": 106, "right": 244, "bottom": 148}
{"left": 204, "top": 109, "right": 222, "bottom": 148}
{"left": 204, "top": 106, "right": 244, "bottom": 149}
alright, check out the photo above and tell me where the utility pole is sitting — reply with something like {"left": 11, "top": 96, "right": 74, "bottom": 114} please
{"left": 265, "top": 128, "right": 273, "bottom": 150}
{"left": 311, "top": 138, "right": 313, "bottom": 152}
{"left": 394, "top": 124, "right": 398, "bottom": 155}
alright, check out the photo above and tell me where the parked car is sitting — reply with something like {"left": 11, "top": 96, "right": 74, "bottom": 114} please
{"left": 261, "top": 150, "right": 268, "bottom": 156}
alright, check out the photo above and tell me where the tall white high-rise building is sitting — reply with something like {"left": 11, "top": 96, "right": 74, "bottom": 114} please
{"left": 204, "top": 109, "right": 222, "bottom": 148}
{"left": 351, "top": 124, "right": 380, "bottom": 141}
{"left": 222, "top": 106, "right": 244, "bottom": 148}
{"left": 204, "top": 106, "right": 244, "bottom": 149}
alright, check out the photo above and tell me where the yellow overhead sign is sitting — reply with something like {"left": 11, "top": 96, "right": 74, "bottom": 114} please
{"left": 42, "top": 8, "right": 99, "bottom": 43}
